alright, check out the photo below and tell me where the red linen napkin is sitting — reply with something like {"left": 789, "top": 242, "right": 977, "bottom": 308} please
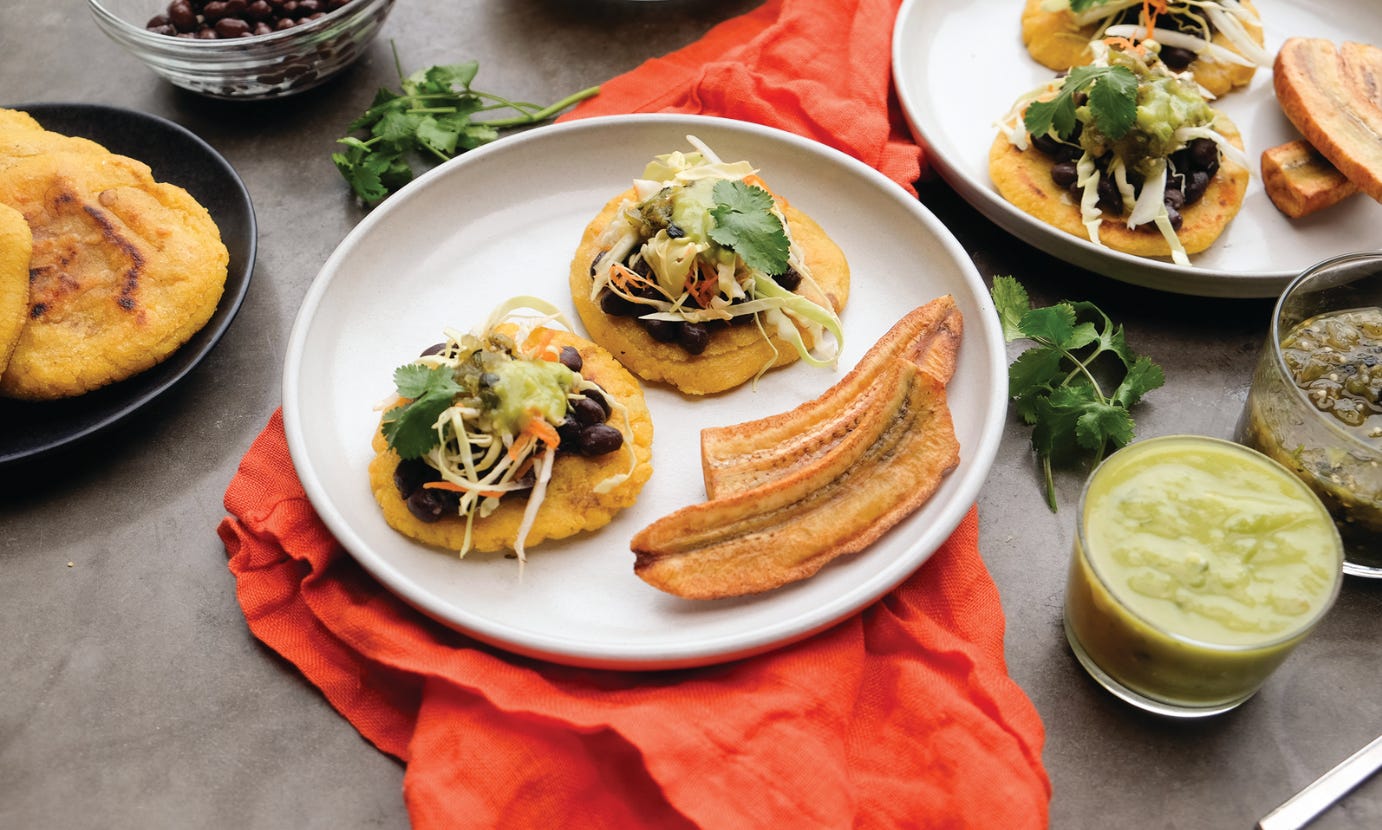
{"left": 218, "top": 1, "right": 1051, "bottom": 827}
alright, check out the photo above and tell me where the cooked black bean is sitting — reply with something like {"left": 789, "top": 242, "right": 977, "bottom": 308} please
{"left": 677, "top": 322, "right": 710, "bottom": 355}
{"left": 1189, "top": 138, "right": 1218, "bottom": 170}
{"left": 1185, "top": 170, "right": 1211, "bottom": 205}
{"left": 666, "top": 223, "right": 685, "bottom": 238}
{"left": 642, "top": 318, "right": 680, "bottom": 343}
{"left": 582, "top": 387, "right": 610, "bottom": 417}
{"left": 558, "top": 345, "right": 582, "bottom": 372}
{"left": 215, "top": 17, "right": 251, "bottom": 36}
{"left": 556, "top": 415, "right": 583, "bottom": 450}
{"left": 1165, "top": 204, "right": 1184, "bottom": 231}
{"left": 598, "top": 289, "right": 642, "bottom": 317}
{"left": 1097, "top": 175, "right": 1122, "bottom": 214}
{"left": 145, "top": 0, "right": 354, "bottom": 36}
{"left": 578, "top": 424, "right": 624, "bottom": 456}
{"left": 1051, "top": 161, "right": 1079, "bottom": 190}
{"left": 419, "top": 342, "right": 446, "bottom": 357}
{"left": 1160, "top": 45, "right": 1196, "bottom": 71}
{"left": 393, "top": 457, "right": 438, "bottom": 499}
{"left": 478, "top": 371, "right": 500, "bottom": 388}
{"left": 773, "top": 266, "right": 802, "bottom": 291}
{"left": 1164, "top": 187, "right": 1185, "bottom": 211}
{"left": 1032, "top": 132, "right": 1063, "bottom": 157}
{"left": 405, "top": 487, "right": 458, "bottom": 523}
{"left": 571, "top": 396, "right": 606, "bottom": 427}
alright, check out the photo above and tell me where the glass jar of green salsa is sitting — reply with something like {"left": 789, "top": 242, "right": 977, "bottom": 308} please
{"left": 1236, "top": 252, "right": 1382, "bottom": 577}
{"left": 1065, "top": 435, "right": 1343, "bottom": 718}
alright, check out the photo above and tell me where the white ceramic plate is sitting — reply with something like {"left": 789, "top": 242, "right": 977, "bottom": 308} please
{"left": 283, "top": 114, "right": 1006, "bottom": 670}
{"left": 893, "top": 0, "right": 1382, "bottom": 298}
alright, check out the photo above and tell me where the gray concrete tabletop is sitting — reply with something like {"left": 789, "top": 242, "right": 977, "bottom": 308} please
{"left": 2, "top": 1, "right": 1380, "bottom": 828}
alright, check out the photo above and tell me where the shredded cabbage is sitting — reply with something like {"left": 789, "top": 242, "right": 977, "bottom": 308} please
{"left": 408, "top": 300, "right": 640, "bottom": 564}
{"left": 589, "top": 136, "right": 844, "bottom": 372}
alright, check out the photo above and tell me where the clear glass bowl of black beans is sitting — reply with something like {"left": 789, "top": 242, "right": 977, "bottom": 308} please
{"left": 88, "top": 0, "right": 394, "bottom": 100}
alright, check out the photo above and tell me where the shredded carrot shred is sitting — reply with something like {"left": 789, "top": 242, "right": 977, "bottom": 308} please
{"left": 506, "top": 432, "right": 535, "bottom": 462}
{"left": 684, "top": 259, "right": 721, "bottom": 309}
{"left": 423, "top": 480, "right": 467, "bottom": 492}
{"left": 524, "top": 327, "right": 556, "bottom": 360}
{"left": 610, "top": 261, "right": 655, "bottom": 294}
{"left": 522, "top": 413, "right": 561, "bottom": 450}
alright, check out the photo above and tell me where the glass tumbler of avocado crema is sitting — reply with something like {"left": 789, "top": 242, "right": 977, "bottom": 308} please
{"left": 1063, "top": 435, "right": 1343, "bottom": 718}
{"left": 1236, "top": 252, "right": 1382, "bottom": 577}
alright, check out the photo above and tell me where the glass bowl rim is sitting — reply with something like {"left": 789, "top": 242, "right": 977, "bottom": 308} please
{"left": 1267, "top": 249, "right": 1382, "bottom": 455}
{"left": 1074, "top": 433, "right": 1345, "bottom": 654}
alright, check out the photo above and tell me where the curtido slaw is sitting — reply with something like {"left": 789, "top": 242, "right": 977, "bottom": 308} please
{"left": 996, "top": 37, "right": 1250, "bottom": 265}
{"left": 380, "top": 297, "right": 638, "bottom": 562}
{"left": 1045, "top": 0, "right": 1271, "bottom": 71}
{"left": 588, "top": 135, "right": 843, "bottom": 373}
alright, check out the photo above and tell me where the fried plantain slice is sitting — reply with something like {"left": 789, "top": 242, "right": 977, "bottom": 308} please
{"left": 699, "top": 296, "right": 962, "bottom": 499}
{"left": 1274, "top": 38, "right": 1382, "bottom": 204}
{"left": 632, "top": 360, "right": 959, "bottom": 599}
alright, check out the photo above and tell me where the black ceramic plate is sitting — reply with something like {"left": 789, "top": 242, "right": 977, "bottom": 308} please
{"left": 0, "top": 103, "right": 256, "bottom": 468}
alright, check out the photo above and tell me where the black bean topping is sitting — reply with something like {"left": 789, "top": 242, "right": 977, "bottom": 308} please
{"left": 1184, "top": 170, "right": 1211, "bottom": 205}
{"left": 582, "top": 387, "right": 610, "bottom": 418}
{"left": 677, "top": 322, "right": 711, "bottom": 355}
{"left": 405, "top": 487, "right": 458, "bottom": 523}
{"left": 1051, "top": 161, "right": 1079, "bottom": 190}
{"left": 555, "top": 415, "right": 583, "bottom": 451}
{"left": 1160, "top": 45, "right": 1196, "bottom": 71}
{"left": 666, "top": 223, "right": 685, "bottom": 239}
{"left": 578, "top": 424, "right": 624, "bottom": 457}
{"left": 393, "top": 457, "right": 438, "bottom": 499}
{"left": 1165, "top": 204, "right": 1184, "bottom": 231}
{"left": 1096, "top": 175, "right": 1123, "bottom": 215}
{"left": 1188, "top": 137, "right": 1218, "bottom": 170}
{"left": 642, "top": 318, "right": 680, "bottom": 343}
{"left": 570, "top": 396, "right": 607, "bottom": 427}
{"left": 598, "top": 289, "right": 642, "bottom": 317}
{"left": 1163, "top": 187, "right": 1185, "bottom": 211}
{"left": 558, "top": 345, "right": 583, "bottom": 372}
{"left": 773, "top": 267, "right": 802, "bottom": 291}
{"left": 419, "top": 342, "right": 446, "bottom": 357}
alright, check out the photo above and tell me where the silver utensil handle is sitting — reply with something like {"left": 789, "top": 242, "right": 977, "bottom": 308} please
{"left": 1258, "top": 735, "right": 1382, "bottom": 830}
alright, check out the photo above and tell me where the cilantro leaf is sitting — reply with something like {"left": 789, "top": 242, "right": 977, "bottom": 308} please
{"left": 989, "top": 276, "right": 1164, "bottom": 511}
{"left": 334, "top": 45, "right": 599, "bottom": 206}
{"left": 991, "top": 274, "right": 1030, "bottom": 342}
{"left": 1023, "top": 64, "right": 1138, "bottom": 141}
{"left": 708, "top": 180, "right": 791, "bottom": 276}
{"left": 381, "top": 364, "right": 464, "bottom": 459}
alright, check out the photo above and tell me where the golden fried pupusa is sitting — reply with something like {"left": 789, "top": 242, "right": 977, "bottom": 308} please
{"left": 368, "top": 328, "right": 654, "bottom": 554}
{"left": 1020, "top": 0, "right": 1264, "bottom": 98}
{"left": 0, "top": 108, "right": 108, "bottom": 163}
{"left": 988, "top": 113, "right": 1249, "bottom": 258}
{"left": 0, "top": 149, "right": 228, "bottom": 399}
{"left": 569, "top": 188, "right": 850, "bottom": 396}
{"left": 0, "top": 203, "right": 32, "bottom": 376}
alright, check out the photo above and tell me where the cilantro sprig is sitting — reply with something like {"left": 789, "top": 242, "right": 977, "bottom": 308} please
{"left": 1023, "top": 64, "right": 1138, "bottom": 141}
{"left": 333, "top": 46, "right": 599, "bottom": 206}
{"left": 708, "top": 180, "right": 791, "bottom": 276}
{"left": 380, "top": 363, "right": 464, "bottom": 459}
{"left": 991, "top": 276, "right": 1165, "bottom": 511}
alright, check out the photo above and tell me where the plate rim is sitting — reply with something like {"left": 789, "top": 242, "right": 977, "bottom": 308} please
{"left": 889, "top": 0, "right": 1375, "bottom": 299}
{"left": 0, "top": 101, "right": 257, "bottom": 467}
{"left": 282, "top": 112, "right": 1007, "bottom": 669}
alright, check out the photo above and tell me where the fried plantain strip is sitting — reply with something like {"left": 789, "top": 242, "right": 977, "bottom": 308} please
{"left": 633, "top": 361, "right": 959, "bottom": 599}
{"left": 699, "top": 296, "right": 961, "bottom": 499}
